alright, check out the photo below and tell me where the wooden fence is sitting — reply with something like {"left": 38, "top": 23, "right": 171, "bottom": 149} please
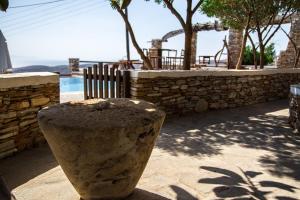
{"left": 83, "top": 63, "right": 131, "bottom": 100}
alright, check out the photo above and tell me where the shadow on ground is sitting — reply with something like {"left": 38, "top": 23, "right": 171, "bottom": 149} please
{"left": 157, "top": 100, "right": 300, "bottom": 180}
{"left": 198, "top": 166, "right": 299, "bottom": 200}
{"left": 169, "top": 185, "right": 198, "bottom": 200}
{"left": 126, "top": 188, "right": 171, "bottom": 200}
{"left": 0, "top": 145, "right": 57, "bottom": 189}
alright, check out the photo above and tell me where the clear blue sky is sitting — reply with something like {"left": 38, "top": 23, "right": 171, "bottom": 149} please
{"left": 0, "top": 0, "right": 290, "bottom": 67}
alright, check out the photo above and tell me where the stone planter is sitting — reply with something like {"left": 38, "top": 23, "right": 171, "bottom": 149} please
{"left": 38, "top": 99, "right": 165, "bottom": 200}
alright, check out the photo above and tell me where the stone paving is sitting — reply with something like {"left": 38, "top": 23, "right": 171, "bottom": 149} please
{"left": 1, "top": 100, "right": 300, "bottom": 199}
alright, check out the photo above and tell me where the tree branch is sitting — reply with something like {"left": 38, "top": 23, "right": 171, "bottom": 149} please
{"left": 114, "top": 3, "right": 153, "bottom": 69}
{"left": 263, "top": 7, "right": 294, "bottom": 47}
{"left": 247, "top": 31, "right": 257, "bottom": 69}
{"left": 261, "top": 14, "right": 276, "bottom": 34}
{"left": 281, "top": 27, "right": 300, "bottom": 68}
{"left": 262, "top": 24, "right": 274, "bottom": 42}
{"left": 192, "top": 0, "right": 204, "bottom": 15}
{"left": 163, "top": 0, "right": 186, "bottom": 28}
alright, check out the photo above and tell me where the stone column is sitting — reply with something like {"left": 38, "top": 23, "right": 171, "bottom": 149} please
{"left": 149, "top": 39, "right": 163, "bottom": 69}
{"left": 191, "top": 32, "right": 198, "bottom": 66}
{"left": 277, "top": 13, "right": 300, "bottom": 68}
{"left": 228, "top": 29, "right": 243, "bottom": 69}
{"left": 69, "top": 58, "right": 80, "bottom": 72}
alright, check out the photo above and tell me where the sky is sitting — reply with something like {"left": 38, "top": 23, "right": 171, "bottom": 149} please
{"left": 0, "top": 0, "right": 291, "bottom": 68}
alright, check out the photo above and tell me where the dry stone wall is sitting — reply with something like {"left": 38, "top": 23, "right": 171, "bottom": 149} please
{"left": 130, "top": 69, "right": 300, "bottom": 115}
{"left": 0, "top": 72, "right": 59, "bottom": 159}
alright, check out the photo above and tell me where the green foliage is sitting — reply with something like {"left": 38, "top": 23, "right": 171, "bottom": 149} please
{"left": 202, "top": 0, "right": 300, "bottom": 30}
{"left": 243, "top": 43, "right": 276, "bottom": 65}
{"left": 0, "top": 0, "right": 9, "bottom": 11}
{"left": 110, "top": 0, "right": 132, "bottom": 9}
{"left": 265, "top": 43, "right": 276, "bottom": 65}
{"left": 202, "top": 0, "right": 249, "bottom": 30}
{"left": 202, "top": 0, "right": 254, "bottom": 29}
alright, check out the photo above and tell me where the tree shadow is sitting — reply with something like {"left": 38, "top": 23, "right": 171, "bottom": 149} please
{"left": 199, "top": 166, "right": 299, "bottom": 200}
{"left": 0, "top": 144, "right": 58, "bottom": 189}
{"left": 169, "top": 185, "right": 198, "bottom": 200}
{"left": 125, "top": 188, "right": 171, "bottom": 200}
{"left": 157, "top": 100, "right": 300, "bottom": 180}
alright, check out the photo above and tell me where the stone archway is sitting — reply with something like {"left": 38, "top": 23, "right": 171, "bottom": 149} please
{"left": 150, "top": 14, "right": 299, "bottom": 69}
{"left": 227, "top": 14, "right": 300, "bottom": 68}
{"left": 277, "top": 13, "right": 300, "bottom": 68}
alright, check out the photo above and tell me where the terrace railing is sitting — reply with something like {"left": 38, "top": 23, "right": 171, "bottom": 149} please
{"left": 83, "top": 63, "right": 131, "bottom": 100}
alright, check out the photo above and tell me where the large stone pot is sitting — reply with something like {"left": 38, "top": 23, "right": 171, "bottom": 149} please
{"left": 38, "top": 99, "right": 165, "bottom": 200}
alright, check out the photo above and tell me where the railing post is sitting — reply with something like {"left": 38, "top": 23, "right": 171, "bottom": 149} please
{"left": 83, "top": 68, "right": 88, "bottom": 100}
{"left": 104, "top": 65, "right": 109, "bottom": 98}
{"left": 110, "top": 67, "right": 115, "bottom": 98}
{"left": 99, "top": 62, "right": 103, "bottom": 98}
{"left": 116, "top": 70, "right": 121, "bottom": 98}
{"left": 123, "top": 70, "right": 131, "bottom": 98}
{"left": 93, "top": 64, "right": 98, "bottom": 98}
{"left": 88, "top": 67, "right": 93, "bottom": 99}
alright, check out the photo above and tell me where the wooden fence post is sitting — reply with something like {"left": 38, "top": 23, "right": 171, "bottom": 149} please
{"left": 123, "top": 70, "right": 131, "bottom": 98}
{"left": 88, "top": 67, "right": 93, "bottom": 98}
{"left": 83, "top": 68, "right": 88, "bottom": 100}
{"left": 99, "top": 63, "right": 103, "bottom": 98}
{"left": 93, "top": 64, "right": 98, "bottom": 98}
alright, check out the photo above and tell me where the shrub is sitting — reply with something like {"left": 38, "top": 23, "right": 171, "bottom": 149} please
{"left": 243, "top": 43, "right": 276, "bottom": 65}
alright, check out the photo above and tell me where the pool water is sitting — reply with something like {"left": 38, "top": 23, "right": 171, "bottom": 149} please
{"left": 60, "top": 77, "right": 83, "bottom": 93}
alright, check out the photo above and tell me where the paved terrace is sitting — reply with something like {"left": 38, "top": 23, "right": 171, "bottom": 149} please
{"left": 0, "top": 100, "right": 300, "bottom": 199}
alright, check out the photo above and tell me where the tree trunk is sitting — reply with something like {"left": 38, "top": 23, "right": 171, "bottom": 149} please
{"left": 183, "top": 27, "right": 193, "bottom": 70}
{"left": 125, "top": 8, "right": 131, "bottom": 61}
{"left": 236, "top": 30, "right": 248, "bottom": 70}
{"left": 256, "top": 29, "right": 265, "bottom": 69}
{"left": 259, "top": 45, "right": 265, "bottom": 69}
{"left": 182, "top": 0, "right": 193, "bottom": 70}
{"left": 116, "top": 6, "right": 153, "bottom": 69}
{"left": 253, "top": 48, "right": 258, "bottom": 69}
{"left": 236, "top": 14, "right": 251, "bottom": 70}
{"left": 247, "top": 33, "right": 257, "bottom": 69}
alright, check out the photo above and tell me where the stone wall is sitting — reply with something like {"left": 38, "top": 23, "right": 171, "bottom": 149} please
{"left": 0, "top": 72, "right": 59, "bottom": 159}
{"left": 130, "top": 69, "right": 300, "bottom": 115}
{"left": 278, "top": 13, "right": 300, "bottom": 68}
{"left": 289, "top": 85, "right": 300, "bottom": 133}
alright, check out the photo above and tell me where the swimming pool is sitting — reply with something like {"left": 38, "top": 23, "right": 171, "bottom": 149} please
{"left": 60, "top": 77, "right": 84, "bottom": 93}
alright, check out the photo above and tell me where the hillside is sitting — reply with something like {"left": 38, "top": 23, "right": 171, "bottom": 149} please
{"left": 13, "top": 65, "right": 71, "bottom": 75}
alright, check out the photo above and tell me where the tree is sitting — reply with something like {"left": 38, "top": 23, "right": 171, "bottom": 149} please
{"left": 110, "top": 0, "right": 153, "bottom": 69}
{"left": 250, "top": 0, "right": 300, "bottom": 69}
{"left": 0, "top": 0, "right": 9, "bottom": 11}
{"left": 202, "top": 0, "right": 300, "bottom": 69}
{"left": 202, "top": 0, "right": 252, "bottom": 69}
{"left": 150, "top": 0, "right": 204, "bottom": 70}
